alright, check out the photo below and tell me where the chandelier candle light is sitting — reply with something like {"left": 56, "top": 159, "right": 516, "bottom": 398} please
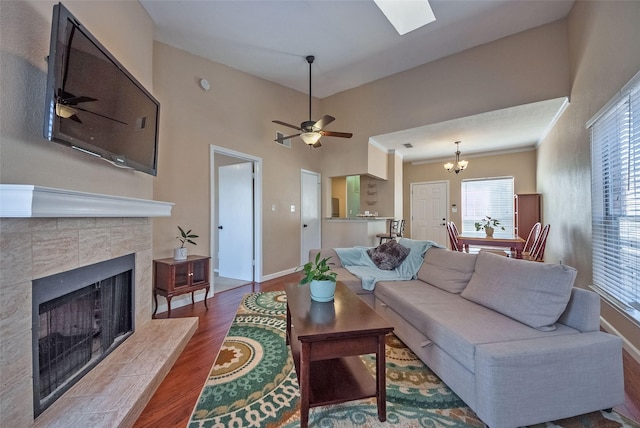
{"left": 444, "top": 141, "right": 468, "bottom": 174}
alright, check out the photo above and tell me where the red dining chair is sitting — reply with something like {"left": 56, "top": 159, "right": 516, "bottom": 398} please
{"left": 446, "top": 222, "right": 461, "bottom": 251}
{"left": 448, "top": 221, "right": 483, "bottom": 254}
{"left": 523, "top": 222, "right": 542, "bottom": 255}
{"left": 527, "top": 224, "right": 550, "bottom": 262}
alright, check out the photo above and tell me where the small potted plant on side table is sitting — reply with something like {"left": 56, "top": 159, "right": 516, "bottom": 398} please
{"left": 300, "top": 253, "right": 338, "bottom": 302}
{"left": 174, "top": 226, "right": 198, "bottom": 260}
{"left": 474, "top": 216, "right": 505, "bottom": 238}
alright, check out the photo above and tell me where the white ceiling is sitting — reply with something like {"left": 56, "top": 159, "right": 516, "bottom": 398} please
{"left": 140, "top": 0, "right": 574, "bottom": 161}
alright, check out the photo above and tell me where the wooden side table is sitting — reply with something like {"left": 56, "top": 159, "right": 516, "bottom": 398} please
{"left": 153, "top": 255, "right": 210, "bottom": 317}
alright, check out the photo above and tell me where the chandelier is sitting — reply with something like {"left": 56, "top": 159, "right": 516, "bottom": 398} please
{"left": 444, "top": 141, "right": 468, "bottom": 174}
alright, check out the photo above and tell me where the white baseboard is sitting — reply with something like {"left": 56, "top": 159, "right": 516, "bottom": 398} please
{"left": 261, "top": 267, "right": 298, "bottom": 282}
{"left": 600, "top": 316, "right": 640, "bottom": 365}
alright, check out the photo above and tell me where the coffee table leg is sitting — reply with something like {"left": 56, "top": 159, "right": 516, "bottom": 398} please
{"left": 300, "top": 342, "right": 311, "bottom": 428}
{"left": 286, "top": 305, "right": 291, "bottom": 346}
{"left": 377, "top": 333, "right": 387, "bottom": 422}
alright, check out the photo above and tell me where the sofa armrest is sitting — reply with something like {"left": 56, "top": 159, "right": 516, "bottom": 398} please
{"left": 474, "top": 332, "right": 624, "bottom": 428}
{"left": 557, "top": 287, "right": 601, "bottom": 332}
{"left": 308, "top": 249, "right": 343, "bottom": 267}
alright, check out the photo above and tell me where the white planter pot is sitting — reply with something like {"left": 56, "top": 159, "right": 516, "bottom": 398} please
{"left": 174, "top": 247, "right": 188, "bottom": 260}
{"left": 309, "top": 279, "right": 336, "bottom": 302}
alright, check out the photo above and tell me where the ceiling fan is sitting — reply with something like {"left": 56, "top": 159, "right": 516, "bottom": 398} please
{"left": 273, "top": 55, "right": 352, "bottom": 148}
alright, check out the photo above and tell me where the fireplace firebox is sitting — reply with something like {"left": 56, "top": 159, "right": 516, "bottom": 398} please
{"left": 31, "top": 254, "right": 135, "bottom": 417}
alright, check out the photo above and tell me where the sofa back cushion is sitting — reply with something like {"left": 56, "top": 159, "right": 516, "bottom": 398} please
{"left": 417, "top": 248, "right": 477, "bottom": 293}
{"left": 461, "top": 252, "right": 577, "bottom": 331}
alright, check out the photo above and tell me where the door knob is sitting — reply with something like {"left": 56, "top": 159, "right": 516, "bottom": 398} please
{"left": 218, "top": 226, "right": 223, "bottom": 230}
{"left": 303, "top": 224, "right": 308, "bottom": 228}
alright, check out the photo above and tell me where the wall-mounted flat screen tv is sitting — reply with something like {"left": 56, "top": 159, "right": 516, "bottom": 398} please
{"left": 43, "top": 3, "right": 160, "bottom": 176}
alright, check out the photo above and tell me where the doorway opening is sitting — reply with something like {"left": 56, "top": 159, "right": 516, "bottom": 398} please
{"left": 210, "top": 146, "right": 262, "bottom": 293}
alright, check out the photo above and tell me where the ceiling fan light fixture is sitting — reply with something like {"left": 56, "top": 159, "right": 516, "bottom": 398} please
{"left": 55, "top": 103, "right": 77, "bottom": 119}
{"left": 300, "top": 132, "right": 322, "bottom": 146}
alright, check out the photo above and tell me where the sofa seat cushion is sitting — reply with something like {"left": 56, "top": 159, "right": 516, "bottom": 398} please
{"left": 417, "top": 247, "right": 477, "bottom": 293}
{"left": 375, "top": 281, "right": 579, "bottom": 373}
{"left": 461, "top": 252, "right": 577, "bottom": 331}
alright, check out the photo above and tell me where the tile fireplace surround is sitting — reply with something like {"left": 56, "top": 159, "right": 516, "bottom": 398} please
{"left": 0, "top": 185, "right": 198, "bottom": 427}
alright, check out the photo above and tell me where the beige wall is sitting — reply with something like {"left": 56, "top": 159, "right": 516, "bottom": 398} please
{"left": 0, "top": 0, "right": 155, "bottom": 199}
{"left": 4, "top": 0, "right": 638, "bottom": 350}
{"left": 322, "top": 20, "right": 571, "bottom": 162}
{"left": 403, "top": 150, "right": 538, "bottom": 237}
{"left": 538, "top": 1, "right": 640, "bottom": 350}
{"left": 151, "top": 42, "right": 324, "bottom": 275}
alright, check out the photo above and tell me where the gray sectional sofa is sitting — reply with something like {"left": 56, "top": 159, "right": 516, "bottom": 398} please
{"left": 309, "top": 243, "right": 625, "bottom": 428}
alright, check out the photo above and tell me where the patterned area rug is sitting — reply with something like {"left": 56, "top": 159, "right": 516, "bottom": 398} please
{"left": 188, "top": 291, "right": 639, "bottom": 428}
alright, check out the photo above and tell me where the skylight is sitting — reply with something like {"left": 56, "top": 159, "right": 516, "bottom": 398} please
{"left": 374, "top": 0, "right": 436, "bottom": 35}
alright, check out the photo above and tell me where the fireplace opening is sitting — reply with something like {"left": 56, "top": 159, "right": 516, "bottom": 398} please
{"left": 32, "top": 254, "right": 135, "bottom": 417}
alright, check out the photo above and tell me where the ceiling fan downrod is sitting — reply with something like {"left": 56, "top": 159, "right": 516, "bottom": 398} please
{"left": 306, "top": 55, "right": 314, "bottom": 124}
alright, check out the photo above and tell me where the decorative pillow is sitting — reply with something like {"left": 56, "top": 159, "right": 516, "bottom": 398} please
{"left": 461, "top": 252, "right": 577, "bottom": 331}
{"left": 417, "top": 248, "right": 477, "bottom": 293}
{"left": 367, "top": 240, "right": 410, "bottom": 270}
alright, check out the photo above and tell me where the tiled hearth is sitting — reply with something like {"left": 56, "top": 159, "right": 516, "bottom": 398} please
{"left": 0, "top": 186, "right": 197, "bottom": 427}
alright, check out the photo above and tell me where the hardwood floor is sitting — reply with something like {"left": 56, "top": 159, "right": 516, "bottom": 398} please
{"left": 134, "top": 273, "right": 640, "bottom": 427}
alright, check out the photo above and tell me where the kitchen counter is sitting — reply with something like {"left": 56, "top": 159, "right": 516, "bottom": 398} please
{"left": 322, "top": 217, "right": 392, "bottom": 248}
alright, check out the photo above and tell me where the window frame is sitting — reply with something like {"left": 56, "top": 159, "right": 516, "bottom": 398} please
{"left": 460, "top": 177, "right": 515, "bottom": 237}
{"left": 588, "top": 70, "right": 640, "bottom": 326}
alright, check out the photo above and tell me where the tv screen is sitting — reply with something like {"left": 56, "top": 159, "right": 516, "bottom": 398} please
{"left": 43, "top": 3, "right": 160, "bottom": 176}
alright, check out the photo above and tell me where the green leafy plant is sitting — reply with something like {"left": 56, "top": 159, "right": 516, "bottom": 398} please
{"left": 176, "top": 226, "right": 198, "bottom": 248}
{"left": 300, "top": 253, "right": 337, "bottom": 285}
{"left": 474, "top": 216, "right": 505, "bottom": 231}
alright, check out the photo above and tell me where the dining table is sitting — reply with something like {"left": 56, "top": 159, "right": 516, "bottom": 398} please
{"left": 456, "top": 232, "right": 526, "bottom": 258}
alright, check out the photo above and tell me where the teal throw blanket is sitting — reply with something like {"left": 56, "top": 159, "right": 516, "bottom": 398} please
{"left": 335, "top": 238, "right": 441, "bottom": 291}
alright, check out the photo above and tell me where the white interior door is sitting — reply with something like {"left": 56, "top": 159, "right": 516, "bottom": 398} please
{"left": 411, "top": 181, "right": 448, "bottom": 246}
{"left": 218, "top": 162, "right": 253, "bottom": 281}
{"left": 301, "top": 170, "right": 321, "bottom": 264}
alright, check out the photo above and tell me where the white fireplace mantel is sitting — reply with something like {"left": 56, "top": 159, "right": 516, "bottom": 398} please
{"left": 0, "top": 184, "right": 173, "bottom": 218}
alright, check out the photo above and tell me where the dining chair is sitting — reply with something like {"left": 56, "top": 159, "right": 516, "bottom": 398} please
{"left": 526, "top": 224, "right": 550, "bottom": 262}
{"left": 523, "top": 222, "right": 542, "bottom": 254}
{"left": 448, "top": 221, "right": 483, "bottom": 254}
{"left": 397, "top": 219, "right": 406, "bottom": 238}
{"left": 376, "top": 219, "right": 401, "bottom": 244}
{"left": 446, "top": 222, "right": 460, "bottom": 251}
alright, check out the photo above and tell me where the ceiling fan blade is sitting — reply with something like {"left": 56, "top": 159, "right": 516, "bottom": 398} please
{"left": 57, "top": 89, "right": 97, "bottom": 105}
{"left": 320, "top": 130, "right": 353, "bottom": 138}
{"left": 75, "top": 107, "right": 128, "bottom": 125}
{"left": 274, "top": 133, "right": 301, "bottom": 142}
{"left": 313, "top": 115, "right": 335, "bottom": 130}
{"left": 312, "top": 140, "right": 322, "bottom": 148}
{"left": 66, "top": 96, "right": 98, "bottom": 105}
{"left": 272, "top": 120, "right": 302, "bottom": 131}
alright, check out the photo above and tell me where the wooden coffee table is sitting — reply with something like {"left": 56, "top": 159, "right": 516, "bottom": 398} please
{"left": 285, "top": 281, "right": 394, "bottom": 428}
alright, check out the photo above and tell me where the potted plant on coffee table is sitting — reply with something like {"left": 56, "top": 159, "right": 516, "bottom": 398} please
{"left": 174, "top": 226, "right": 198, "bottom": 260}
{"left": 300, "top": 253, "right": 338, "bottom": 302}
{"left": 474, "top": 216, "right": 505, "bottom": 238}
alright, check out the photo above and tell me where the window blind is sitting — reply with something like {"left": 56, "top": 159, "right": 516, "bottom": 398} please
{"left": 461, "top": 177, "right": 514, "bottom": 236}
{"left": 590, "top": 72, "right": 640, "bottom": 322}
